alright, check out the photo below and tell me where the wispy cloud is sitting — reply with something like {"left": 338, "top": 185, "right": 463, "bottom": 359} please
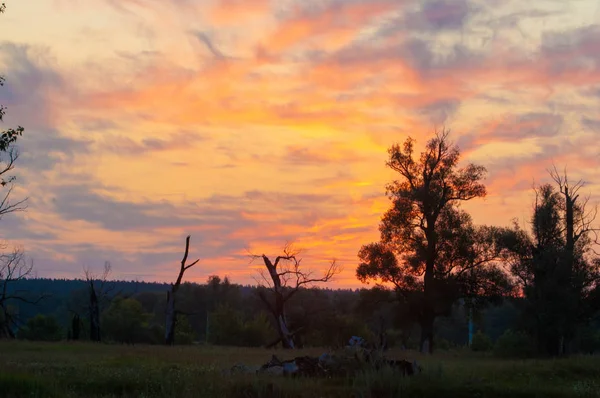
{"left": 0, "top": 0, "right": 598, "bottom": 287}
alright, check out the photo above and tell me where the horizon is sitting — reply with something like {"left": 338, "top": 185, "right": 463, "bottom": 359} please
{"left": 0, "top": 0, "right": 599, "bottom": 289}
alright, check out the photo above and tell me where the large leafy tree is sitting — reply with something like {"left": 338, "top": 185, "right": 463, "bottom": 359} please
{"left": 357, "top": 130, "right": 511, "bottom": 353}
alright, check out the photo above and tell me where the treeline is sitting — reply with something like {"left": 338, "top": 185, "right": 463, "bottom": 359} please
{"left": 7, "top": 276, "right": 600, "bottom": 354}
{"left": 1, "top": 275, "right": 511, "bottom": 347}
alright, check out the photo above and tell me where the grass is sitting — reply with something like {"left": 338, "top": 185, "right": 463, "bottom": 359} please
{"left": 0, "top": 341, "right": 599, "bottom": 398}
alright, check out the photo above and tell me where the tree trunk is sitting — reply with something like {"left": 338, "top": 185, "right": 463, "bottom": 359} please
{"left": 165, "top": 289, "right": 176, "bottom": 345}
{"left": 420, "top": 233, "right": 436, "bottom": 355}
{"left": 89, "top": 282, "right": 101, "bottom": 342}
{"left": 561, "top": 186, "right": 576, "bottom": 357}
{"left": 164, "top": 236, "right": 199, "bottom": 346}
{"left": 72, "top": 314, "right": 81, "bottom": 341}
{"left": 419, "top": 312, "right": 434, "bottom": 354}
{"left": 275, "top": 294, "right": 294, "bottom": 349}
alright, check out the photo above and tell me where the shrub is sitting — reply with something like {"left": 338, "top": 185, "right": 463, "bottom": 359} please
{"left": 101, "top": 297, "right": 149, "bottom": 344}
{"left": 17, "top": 314, "right": 63, "bottom": 342}
{"left": 575, "top": 327, "right": 600, "bottom": 355}
{"left": 471, "top": 330, "right": 493, "bottom": 352}
{"left": 175, "top": 315, "right": 195, "bottom": 345}
{"left": 436, "top": 337, "right": 452, "bottom": 350}
{"left": 493, "top": 329, "right": 535, "bottom": 358}
{"left": 242, "top": 312, "right": 272, "bottom": 347}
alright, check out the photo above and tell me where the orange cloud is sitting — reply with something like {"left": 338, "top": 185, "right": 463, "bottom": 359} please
{"left": 263, "top": 0, "right": 401, "bottom": 53}
{"left": 209, "top": 0, "right": 271, "bottom": 24}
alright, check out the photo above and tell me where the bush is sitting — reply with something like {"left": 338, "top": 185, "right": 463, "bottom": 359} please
{"left": 471, "top": 330, "right": 493, "bottom": 352}
{"left": 175, "top": 315, "right": 195, "bottom": 345}
{"left": 575, "top": 327, "right": 600, "bottom": 354}
{"left": 18, "top": 314, "right": 63, "bottom": 342}
{"left": 436, "top": 337, "right": 452, "bottom": 350}
{"left": 207, "top": 303, "right": 245, "bottom": 345}
{"left": 101, "top": 297, "right": 149, "bottom": 344}
{"left": 242, "top": 312, "right": 272, "bottom": 347}
{"left": 493, "top": 329, "right": 535, "bottom": 358}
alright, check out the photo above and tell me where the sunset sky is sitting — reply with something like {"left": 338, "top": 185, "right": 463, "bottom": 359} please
{"left": 0, "top": 0, "right": 599, "bottom": 288}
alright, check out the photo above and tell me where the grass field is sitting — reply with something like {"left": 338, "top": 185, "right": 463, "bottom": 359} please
{"left": 1, "top": 341, "right": 599, "bottom": 398}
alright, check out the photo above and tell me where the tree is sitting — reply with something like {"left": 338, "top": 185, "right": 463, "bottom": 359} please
{"left": 0, "top": 4, "right": 33, "bottom": 338}
{"left": 0, "top": 247, "right": 44, "bottom": 338}
{"left": 251, "top": 243, "right": 340, "bottom": 349}
{"left": 1, "top": 6, "right": 26, "bottom": 220}
{"left": 84, "top": 262, "right": 114, "bottom": 342}
{"left": 17, "top": 314, "right": 62, "bottom": 341}
{"left": 506, "top": 174, "right": 600, "bottom": 356}
{"left": 165, "top": 235, "right": 199, "bottom": 345}
{"left": 356, "top": 130, "right": 510, "bottom": 354}
{"left": 101, "top": 297, "right": 149, "bottom": 344}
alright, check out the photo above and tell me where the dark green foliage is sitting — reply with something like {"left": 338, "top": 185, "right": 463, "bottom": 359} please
{"left": 70, "top": 314, "right": 81, "bottom": 340}
{"left": 208, "top": 303, "right": 272, "bottom": 347}
{"left": 4, "top": 277, "right": 599, "bottom": 352}
{"left": 493, "top": 329, "right": 536, "bottom": 358}
{"left": 505, "top": 182, "right": 600, "bottom": 357}
{"left": 17, "top": 314, "right": 63, "bottom": 342}
{"left": 573, "top": 326, "right": 600, "bottom": 355}
{"left": 101, "top": 297, "right": 149, "bottom": 344}
{"left": 471, "top": 330, "right": 493, "bottom": 352}
{"left": 174, "top": 315, "right": 195, "bottom": 345}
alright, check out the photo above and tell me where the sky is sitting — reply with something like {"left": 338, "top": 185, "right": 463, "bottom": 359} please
{"left": 0, "top": 0, "right": 599, "bottom": 288}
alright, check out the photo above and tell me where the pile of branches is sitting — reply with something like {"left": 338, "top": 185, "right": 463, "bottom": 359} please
{"left": 253, "top": 336, "right": 422, "bottom": 378}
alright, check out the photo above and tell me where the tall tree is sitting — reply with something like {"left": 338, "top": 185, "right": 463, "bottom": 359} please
{"left": 506, "top": 174, "right": 600, "bottom": 356}
{"left": 251, "top": 243, "right": 340, "bottom": 349}
{"left": 356, "top": 130, "right": 507, "bottom": 354}
{"left": 165, "top": 235, "right": 199, "bottom": 345}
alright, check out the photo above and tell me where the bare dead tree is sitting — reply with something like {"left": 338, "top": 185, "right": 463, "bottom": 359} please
{"left": 83, "top": 261, "right": 113, "bottom": 342}
{"left": 0, "top": 246, "right": 45, "bottom": 338}
{"left": 165, "top": 235, "right": 199, "bottom": 345}
{"left": 549, "top": 165, "right": 599, "bottom": 259}
{"left": 249, "top": 243, "right": 341, "bottom": 349}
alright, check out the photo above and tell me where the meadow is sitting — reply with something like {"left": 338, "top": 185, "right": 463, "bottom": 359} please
{"left": 1, "top": 341, "right": 599, "bottom": 398}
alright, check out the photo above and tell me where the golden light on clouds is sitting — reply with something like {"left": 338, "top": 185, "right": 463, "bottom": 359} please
{"left": 0, "top": 0, "right": 598, "bottom": 287}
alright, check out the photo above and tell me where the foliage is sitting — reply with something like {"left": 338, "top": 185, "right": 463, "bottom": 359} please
{"left": 207, "top": 303, "right": 273, "bottom": 347}
{"left": 471, "top": 330, "right": 493, "bottom": 352}
{"left": 573, "top": 326, "right": 600, "bottom": 355}
{"left": 356, "top": 130, "right": 513, "bottom": 353}
{"left": 504, "top": 182, "right": 600, "bottom": 356}
{"left": 174, "top": 315, "right": 195, "bottom": 345}
{"left": 493, "top": 329, "right": 536, "bottom": 358}
{"left": 17, "top": 314, "right": 63, "bottom": 342}
{"left": 101, "top": 297, "right": 149, "bottom": 344}
{"left": 242, "top": 311, "right": 272, "bottom": 347}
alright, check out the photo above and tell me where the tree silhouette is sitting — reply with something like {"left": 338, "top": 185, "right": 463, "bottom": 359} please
{"left": 0, "top": 5, "right": 26, "bottom": 219}
{"left": 506, "top": 170, "right": 600, "bottom": 356}
{"left": 356, "top": 130, "right": 509, "bottom": 354}
{"left": 165, "top": 235, "right": 199, "bottom": 345}
{"left": 0, "top": 247, "right": 45, "bottom": 338}
{"left": 251, "top": 243, "right": 340, "bottom": 349}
